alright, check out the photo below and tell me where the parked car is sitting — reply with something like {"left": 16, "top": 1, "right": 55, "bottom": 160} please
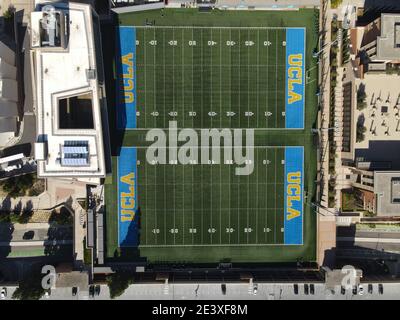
{"left": 253, "top": 284, "right": 258, "bottom": 295}
{"left": 0, "top": 287, "right": 7, "bottom": 299}
{"left": 358, "top": 285, "right": 364, "bottom": 295}
{"left": 304, "top": 284, "right": 309, "bottom": 295}
{"left": 352, "top": 286, "right": 357, "bottom": 295}
{"left": 368, "top": 284, "right": 373, "bottom": 294}
{"left": 221, "top": 284, "right": 226, "bottom": 295}
{"left": 23, "top": 231, "right": 35, "bottom": 240}
{"left": 89, "top": 285, "right": 95, "bottom": 298}
{"left": 293, "top": 284, "right": 299, "bottom": 295}
{"left": 94, "top": 285, "right": 101, "bottom": 296}
{"left": 44, "top": 289, "right": 51, "bottom": 299}
{"left": 378, "top": 284, "right": 384, "bottom": 295}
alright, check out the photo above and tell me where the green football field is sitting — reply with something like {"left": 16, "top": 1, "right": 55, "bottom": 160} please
{"left": 134, "top": 26, "right": 288, "bottom": 129}
{"left": 103, "top": 9, "right": 319, "bottom": 263}
{"left": 136, "top": 147, "right": 286, "bottom": 247}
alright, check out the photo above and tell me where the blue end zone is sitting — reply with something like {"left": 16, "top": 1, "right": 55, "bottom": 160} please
{"left": 284, "top": 146, "right": 304, "bottom": 245}
{"left": 116, "top": 26, "right": 137, "bottom": 130}
{"left": 285, "top": 28, "right": 305, "bottom": 129}
{"left": 118, "top": 147, "right": 139, "bottom": 247}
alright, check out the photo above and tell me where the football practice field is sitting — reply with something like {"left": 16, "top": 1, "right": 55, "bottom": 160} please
{"left": 118, "top": 26, "right": 305, "bottom": 130}
{"left": 104, "top": 9, "right": 319, "bottom": 263}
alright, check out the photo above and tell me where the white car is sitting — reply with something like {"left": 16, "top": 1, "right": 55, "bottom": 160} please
{"left": 0, "top": 287, "right": 7, "bottom": 299}
{"left": 253, "top": 284, "right": 258, "bottom": 295}
{"left": 358, "top": 285, "right": 364, "bottom": 296}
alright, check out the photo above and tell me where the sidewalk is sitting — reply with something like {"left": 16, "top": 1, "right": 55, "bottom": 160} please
{"left": 0, "top": 240, "right": 73, "bottom": 247}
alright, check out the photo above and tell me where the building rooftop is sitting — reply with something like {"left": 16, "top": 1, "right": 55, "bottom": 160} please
{"left": 31, "top": 2, "right": 106, "bottom": 179}
{"left": 376, "top": 14, "right": 400, "bottom": 61}
{"left": 374, "top": 171, "right": 400, "bottom": 216}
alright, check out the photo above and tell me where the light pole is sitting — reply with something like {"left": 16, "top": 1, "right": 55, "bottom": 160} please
{"left": 313, "top": 38, "right": 339, "bottom": 58}
{"left": 311, "top": 127, "right": 338, "bottom": 134}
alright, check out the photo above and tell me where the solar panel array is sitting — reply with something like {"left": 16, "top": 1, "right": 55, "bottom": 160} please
{"left": 61, "top": 140, "right": 89, "bottom": 166}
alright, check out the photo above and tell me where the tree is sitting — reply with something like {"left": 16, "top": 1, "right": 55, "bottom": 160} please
{"left": 356, "top": 124, "right": 367, "bottom": 142}
{"left": 331, "top": 0, "right": 343, "bottom": 9}
{"left": 12, "top": 271, "right": 45, "bottom": 300}
{"left": 106, "top": 272, "right": 133, "bottom": 299}
{"left": 0, "top": 173, "right": 36, "bottom": 198}
{"left": 357, "top": 87, "right": 367, "bottom": 110}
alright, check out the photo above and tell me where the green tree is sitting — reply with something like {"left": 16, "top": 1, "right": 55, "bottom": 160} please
{"left": 0, "top": 174, "right": 36, "bottom": 198}
{"left": 12, "top": 271, "right": 45, "bottom": 300}
{"left": 106, "top": 272, "right": 133, "bottom": 299}
{"left": 331, "top": 0, "right": 343, "bottom": 9}
{"left": 356, "top": 124, "right": 367, "bottom": 142}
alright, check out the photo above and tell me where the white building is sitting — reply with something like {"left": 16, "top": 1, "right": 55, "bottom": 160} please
{"left": 0, "top": 41, "right": 18, "bottom": 149}
{"left": 31, "top": 2, "right": 107, "bottom": 182}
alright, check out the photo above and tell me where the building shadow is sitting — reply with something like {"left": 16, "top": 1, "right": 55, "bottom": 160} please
{"left": 100, "top": 12, "right": 125, "bottom": 157}
{"left": 355, "top": 140, "right": 400, "bottom": 170}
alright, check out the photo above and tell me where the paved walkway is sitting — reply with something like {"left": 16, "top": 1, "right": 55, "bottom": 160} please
{"left": 0, "top": 240, "right": 73, "bottom": 247}
{"left": 333, "top": 67, "right": 344, "bottom": 209}
{"left": 319, "top": 0, "right": 332, "bottom": 208}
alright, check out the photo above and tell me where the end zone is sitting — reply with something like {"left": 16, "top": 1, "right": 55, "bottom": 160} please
{"left": 285, "top": 28, "right": 305, "bottom": 129}
{"left": 284, "top": 146, "right": 304, "bottom": 245}
{"left": 118, "top": 147, "right": 139, "bottom": 247}
{"left": 116, "top": 26, "right": 137, "bottom": 130}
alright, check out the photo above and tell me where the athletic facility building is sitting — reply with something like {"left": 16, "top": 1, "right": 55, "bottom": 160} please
{"left": 104, "top": 9, "right": 319, "bottom": 263}
{"left": 31, "top": 2, "right": 108, "bottom": 182}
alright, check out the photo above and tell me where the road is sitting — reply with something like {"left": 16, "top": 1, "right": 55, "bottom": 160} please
{"left": 168, "top": 0, "right": 321, "bottom": 7}
{"left": 1, "top": 281, "right": 399, "bottom": 300}
{"left": 0, "top": 223, "right": 72, "bottom": 243}
{"left": 337, "top": 228, "right": 400, "bottom": 253}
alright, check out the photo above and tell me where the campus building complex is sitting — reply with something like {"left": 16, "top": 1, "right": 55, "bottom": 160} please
{"left": 31, "top": 2, "right": 108, "bottom": 183}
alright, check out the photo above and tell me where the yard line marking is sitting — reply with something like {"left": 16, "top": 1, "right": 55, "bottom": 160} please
{"left": 274, "top": 150, "right": 277, "bottom": 243}
{"left": 135, "top": 26, "right": 288, "bottom": 30}
{"left": 229, "top": 28, "right": 232, "bottom": 245}
{"left": 275, "top": 29, "right": 278, "bottom": 128}
{"left": 201, "top": 28, "right": 204, "bottom": 245}
{"left": 135, "top": 26, "right": 288, "bottom": 29}
{"left": 211, "top": 28, "right": 213, "bottom": 244}
{"left": 265, "top": 148, "right": 268, "bottom": 243}
{"left": 144, "top": 29, "right": 147, "bottom": 128}
{"left": 163, "top": 28, "right": 166, "bottom": 129}
{"left": 191, "top": 27, "right": 194, "bottom": 245}
{"left": 266, "top": 29, "right": 269, "bottom": 128}
{"left": 137, "top": 64, "right": 287, "bottom": 67}
{"left": 153, "top": 28, "right": 157, "bottom": 244}
{"left": 164, "top": 161, "right": 167, "bottom": 245}
{"left": 256, "top": 149, "right": 259, "bottom": 244}
{"left": 140, "top": 243, "right": 299, "bottom": 248}
{"left": 257, "top": 29, "right": 260, "bottom": 129}
{"left": 219, "top": 28, "right": 222, "bottom": 244}
{"left": 211, "top": 28, "right": 213, "bottom": 129}
{"left": 182, "top": 28, "right": 185, "bottom": 245}
{"left": 239, "top": 29, "right": 241, "bottom": 129}
{"left": 247, "top": 29, "right": 250, "bottom": 244}
{"left": 172, "top": 27, "right": 176, "bottom": 246}
{"left": 247, "top": 28, "right": 250, "bottom": 129}
{"left": 143, "top": 30, "right": 148, "bottom": 244}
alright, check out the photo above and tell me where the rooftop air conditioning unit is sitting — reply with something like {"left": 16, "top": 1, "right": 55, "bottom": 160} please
{"left": 31, "top": 5, "right": 67, "bottom": 48}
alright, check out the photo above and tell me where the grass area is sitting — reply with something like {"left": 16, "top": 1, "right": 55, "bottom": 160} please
{"left": 131, "top": 26, "right": 288, "bottom": 129}
{"left": 342, "top": 191, "right": 357, "bottom": 212}
{"left": 84, "top": 238, "right": 92, "bottom": 265}
{"left": 103, "top": 8, "right": 319, "bottom": 263}
{"left": 137, "top": 147, "right": 288, "bottom": 247}
{"left": 0, "top": 173, "right": 44, "bottom": 198}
